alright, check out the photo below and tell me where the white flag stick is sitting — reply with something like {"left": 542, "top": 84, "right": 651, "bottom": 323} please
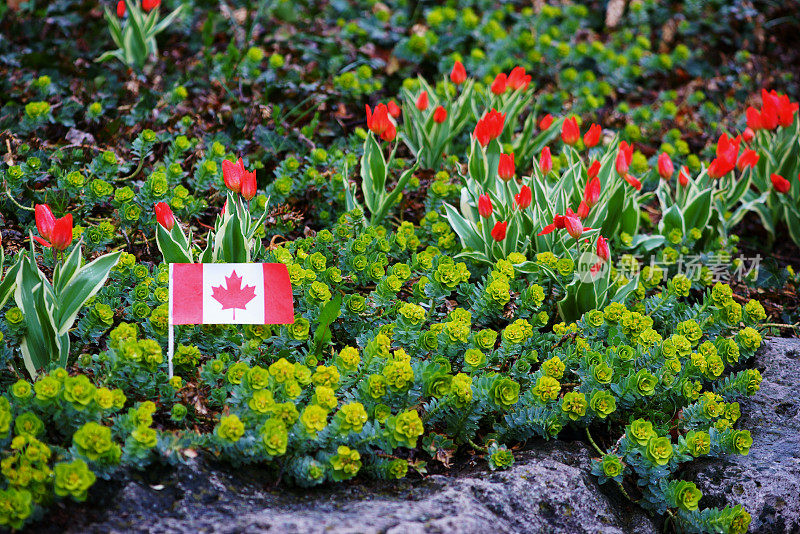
{"left": 168, "top": 263, "right": 174, "bottom": 379}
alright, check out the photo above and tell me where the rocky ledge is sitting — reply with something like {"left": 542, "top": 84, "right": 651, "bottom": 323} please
{"left": 30, "top": 339, "right": 800, "bottom": 534}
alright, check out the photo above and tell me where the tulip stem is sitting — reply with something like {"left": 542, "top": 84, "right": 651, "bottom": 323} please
{"left": 4, "top": 184, "right": 34, "bottom": 211}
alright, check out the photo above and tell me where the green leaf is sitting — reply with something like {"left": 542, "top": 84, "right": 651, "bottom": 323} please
{"left": 312, "top": 293, "right": 342, "bottom": 357}
{"left": 443, "top": 202, "right": 485, "bottom": 253}
{"left": 55, "top": 251, "right": 122, "bottom": 335}
{"left": 156, "top": 223, "right": 193, "bottom": 263}
{"left": 0, "top": 251, "right": 23, "bottom": 309}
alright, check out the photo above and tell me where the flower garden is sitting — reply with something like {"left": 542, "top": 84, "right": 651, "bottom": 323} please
{"left": 1, "top": 0, "right": 799, "bottom": 532}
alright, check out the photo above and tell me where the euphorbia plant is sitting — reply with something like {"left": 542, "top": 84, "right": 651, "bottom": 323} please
{"left": 6, "top": 205, "right": 121, "bottom": 377}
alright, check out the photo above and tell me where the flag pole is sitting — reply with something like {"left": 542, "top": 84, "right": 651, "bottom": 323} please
{"left": 168, "top": 263, "right": 174, "bottom": 379}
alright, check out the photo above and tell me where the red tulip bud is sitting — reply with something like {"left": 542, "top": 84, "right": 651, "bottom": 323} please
{"left": 678, "top": 166, "right": 690, "bottom": 187}
{"left": 241, "top": 170, "right": 257, "bottom": 201}
{"left": 577, "top": 201, "right": 590, "bottom": 219}
{"left": 35, "top": 204, "right": 56, "bottom": 241}
{"left": 539, "top": 146, "right": 552, "bottom": 174}
{"left": 142, "top": 0, "right": 160, "bottom": 11}
{"left": 596, "top": 236, "right": 610, "bottom": 263}
{"left": 450, "top": 61, "right": 466, "bottom": 85}
{"left": 564, "top": 216, "right": 584, "bottom": 239}
{"left": 154, "top": 202, "right": 175, "bottom": 230}
{"left": 387, "top": 100, "right": 401, "bottom": 119}
{"left": 433, "top": 105, "right": 447, "bottom": 124}
{"left": 498, "top": 153, "right": 515, "bottom": 181}
{"left": 478, "top": 194, "right": 493, "bottom": 218}
{"left": 116, "top": 0, "right": 126, "bottom": 17}
{"left": 222, "top": 158, "right": 245, "bottom": 193}
{"left": 416, "top": 91, "right": 429, "bottom": 111}
{"left": 737, "top": 149, "right": 759, "bottom": 171}
{"left": 583, "top": 124, "right": 601, "bottom": 148}
{"left": 538, "top": 114, "right": 553, "bottom": 130}
{"left": 515, "top": 185, "right": 532, "bottom": 210}
{"left": 771, "top": 173, "right": 791, "bottom": 194}
{"left": 587, "top": 160, "right": 601, "bottom": 180}
{"left": 561, "top": 117, "right": 580, "bottom": 145}
{"left": 657, "top": 152, "right": 674, "bottom": 179}
{"left": 491, "top": 221, "right": 507, "bottom": 241}
{"left": 583, "top": 175, "right": 601, "bottom": 208}
{"left": 490, "top": 73, "right": 507, "bottom": 95}
{"left": 742, "top": 127, "right": 755, "bottom": 144}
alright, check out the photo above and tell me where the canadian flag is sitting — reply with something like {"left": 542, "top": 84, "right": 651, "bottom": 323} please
{"left": 169, "top": 263, "right": 294, "bottom": 325}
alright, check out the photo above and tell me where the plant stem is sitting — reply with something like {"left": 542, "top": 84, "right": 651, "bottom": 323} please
{"left": 585, "top": 427, "right": 604, "bottom": 456}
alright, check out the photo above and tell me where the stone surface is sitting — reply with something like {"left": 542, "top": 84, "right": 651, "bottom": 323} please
{"left": 683, "top": 337, "right": 800, "bottom": 533}
{"left": 29, "top": 339, "right": 800, "bottom": 534}
{"left": 38, "top": 440, "right": 654, "bottom": 534}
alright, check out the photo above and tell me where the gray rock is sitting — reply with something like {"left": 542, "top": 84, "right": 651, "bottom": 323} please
{"left": 32, "top": 339, "right": 800, "bottom": 534}
{"left": 683, "top": 337, "right": 800, "bottom": 533}
{"left": 41, "top": 440, "right": 654, "bottom": 534}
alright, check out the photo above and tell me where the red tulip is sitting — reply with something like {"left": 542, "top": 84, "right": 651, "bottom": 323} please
{"left": 365, "top": 104, "right": 392, "bottom": 136}
{"left": 222, "top": 158, "right": 245, "bottom": 193}
{"left": 561, "top": 117, "right": 580, "bottom": 145}
{"left": 380, "top": 121, "right": 397, "bottom": 142}
{"left": 514, "top": 185, "right": 532, "bottom": 210}
{"left": 707, "top": 133, "right": 740, "bottom": 178}
{"left": 507, "top": 67, "right": 531, "bottom": 91}
{"left": 678, "top": 166, "right": 690, "bottom": 187}
{"left": 624, "top": 174, "right": 642, "bottom": 191}
{"left": 564, "top": 216, "right": 584, "bottom": 239}
{"left": 577, "top": 201, "right": 590, "bottom": 219}
{"left": 616, "top": 141, "right": 633, "bottom": 174}
{"left": 491, "top": 221, "right": 507, "bottom": 241}
{"left": 538, "top": 209, "right": 591, "bottom": 237}
{"left": 583, "top": 175, "right": 601, "bottom": 208}
{"left": 760, "top": 89, "right": 779, "bottom": 130}
{"left": 498, "top": 153, "right": 515, "bottom": 181}
{"left": 50, "top": 214, "right": 73, "bottom": 251}
{"left": 34, "top": 205, "right": 73, "bottom": 251}
{"left": 35, "top": 204, "right": 56, "bottom": 242}
{"left": 539, "top": 147, "right": 552, "bottom": 174}
{"left": 154, "top": 202, "right": 175, "bottom": 231}
{"left": 478, "top": 194, "right": 493, "bottom": 218}
{"left": 241, "top": 169, "right": 257, "bottom": 201}
{"left": 490, "top": 73, "right": 507, "bottom": 95}
{"left": 771, "top": 173, "right": 791, "bottom": 193}
{"left": 737, "top": 149, "right": 759, "bottom": 171}
{"left": 416, "top": 91, "right": 429, "bottom": 111}
{"left": 583, "top": 124, "right": 601, "bottom": 148}
{"left": 538, "top": 114, "right": 554, "bottom": 130}
{"left": 746, "top": 107, "right": 762, "bottom": 131}
{"left": 473, "top": 108, "right": 505, "bottom": 147}
{"left": 657, "top": 152, "right": 674, "bottom": 179}
{"left": 142, "top": 0, "right": 160, "bottom": 11}
{"left": 587, "top": 160, "right": 601, "bottom": 180}
{"left": 776, "top": 93, "right": 799, "bottom": 127}
{"left": 387, "top": 100, "right": 401, "bottom": 119}
{"left": 450, "top": 61, "right": 466, "bottom": 85}
{"left": 742, "top": 127, "right": 755, "bottom": 144}
{"left": 116, "top": 0, "right": 125, "bottom": 17}
{"left": 596, "top": 236, "right": 610, "bottom": 263}
{"left": 433, "top": 105, "right": 447, "bottom": 123}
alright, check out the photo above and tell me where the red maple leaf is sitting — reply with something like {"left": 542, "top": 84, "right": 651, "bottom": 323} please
{"left": 210, "top": 270, "right": 257, "bottom": 320}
